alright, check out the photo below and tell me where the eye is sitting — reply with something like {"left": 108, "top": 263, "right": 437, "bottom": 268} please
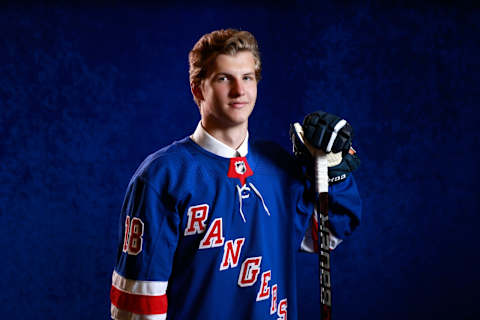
{"left": 216, "top": 75, "right": 228, "bottom": 82}
{"left": 243, "top": 75, "right": 254, "bottom": 81}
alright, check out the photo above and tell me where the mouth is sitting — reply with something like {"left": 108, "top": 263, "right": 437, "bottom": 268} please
{"left": 229, "top": 101, "right": 249, "bottom": 108}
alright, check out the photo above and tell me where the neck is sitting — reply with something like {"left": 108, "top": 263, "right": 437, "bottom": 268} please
{"left": 201, "top": 120, "right": 247, "bottom": 150}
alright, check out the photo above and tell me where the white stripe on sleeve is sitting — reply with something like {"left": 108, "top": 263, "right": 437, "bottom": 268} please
{"left": 112, "top": 271, "right": 168, "bottom": 296}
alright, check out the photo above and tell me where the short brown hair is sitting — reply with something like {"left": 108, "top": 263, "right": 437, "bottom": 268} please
{"left": 189, "top": 29, "right": 262, "bottom": 106}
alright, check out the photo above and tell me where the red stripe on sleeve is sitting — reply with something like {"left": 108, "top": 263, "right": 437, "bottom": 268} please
{"left": 110, "top": 285, "right": 168, "bottom": 315}
{"left": 311, "top": 218, "right": 319, "bottom": 253}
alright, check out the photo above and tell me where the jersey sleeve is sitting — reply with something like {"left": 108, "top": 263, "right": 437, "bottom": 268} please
{"left": 328, "top": 174, "right": 362, "bottom": 238}
{"left": 300, "top": 174, "right": 362, "bottom": 252}
{"left": 110, "top": 175, "right": 180, "bottom": 320}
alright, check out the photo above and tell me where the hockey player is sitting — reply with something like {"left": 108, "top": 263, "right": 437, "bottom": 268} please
{"left": 110, "top": 29, "right": 361, "bottom": 320}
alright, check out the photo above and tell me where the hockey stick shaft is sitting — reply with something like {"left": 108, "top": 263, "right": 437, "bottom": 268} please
{"left": 315, "top": 153, "right": 331, "bottom": 320}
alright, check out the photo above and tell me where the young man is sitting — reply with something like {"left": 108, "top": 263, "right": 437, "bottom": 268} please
{"left": 110, "top": 29, "right": 361, "bottom": 320}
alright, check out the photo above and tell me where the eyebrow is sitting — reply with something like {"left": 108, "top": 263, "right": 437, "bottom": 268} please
{"left": 215, "top": 72, "right": 255, "bottom": 77}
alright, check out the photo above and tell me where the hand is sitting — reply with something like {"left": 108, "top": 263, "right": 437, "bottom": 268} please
{"left": 302, "top": 110, "right": 353, "bottom": 154}
{"left": 290, "top": 110, "right": 360, "bottom": 184}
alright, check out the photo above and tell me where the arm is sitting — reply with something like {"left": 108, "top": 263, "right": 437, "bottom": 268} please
{"left": 299, "top": 173, "right": 362, "bottom": 252}
{"left": 291, "top": 111, "right": 362, "bottom": 251}
{"left": 111, "top": 175, "right": 180, "bottom": 320}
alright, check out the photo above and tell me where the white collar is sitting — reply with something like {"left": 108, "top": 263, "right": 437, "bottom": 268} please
{"left": 191, "top": 122, "right": 249, "bottom": 158}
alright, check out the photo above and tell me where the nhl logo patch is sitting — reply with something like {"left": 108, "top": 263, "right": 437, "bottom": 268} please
{"left": 227, "top": 157, "right": 253, "bottom": 186}
{"left": 235, "top": 161, "right": 247, "bottom": 175}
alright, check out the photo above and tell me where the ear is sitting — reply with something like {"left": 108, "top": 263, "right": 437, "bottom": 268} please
{"left": 191, "top": 82, "right": 204, "bottom": 103}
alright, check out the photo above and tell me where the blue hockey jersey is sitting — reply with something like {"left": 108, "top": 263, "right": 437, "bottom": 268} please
{"left": 111, "top": 135, "right": 361, "bottom": 320}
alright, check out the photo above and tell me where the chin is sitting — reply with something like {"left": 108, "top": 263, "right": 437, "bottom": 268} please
{"left": 231, "top": 112, "right": 253, "bottom": 126}
{"left": 227, "top": 118, "right": 248, "bottom": 127}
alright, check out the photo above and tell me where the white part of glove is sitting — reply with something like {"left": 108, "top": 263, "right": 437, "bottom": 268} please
{"left": 292, "top": 122, "right": 343, "bottom": 168}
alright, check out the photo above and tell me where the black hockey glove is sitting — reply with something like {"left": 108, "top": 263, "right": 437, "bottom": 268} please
{"left": 290, "top": 110, "right": 360, "bottom": 184}
{"left": 302, "top": 110, "right": 353, "bottom": 154}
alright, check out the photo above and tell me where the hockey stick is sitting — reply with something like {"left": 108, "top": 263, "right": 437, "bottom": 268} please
{"left": 292, "top": 122, "right": 333, "bottom": 319}
{"left": 314, "top": 118, "right": 347, "bottom": 319}
{"left": 314, "top": 152, "right": 331, "bottom": 320}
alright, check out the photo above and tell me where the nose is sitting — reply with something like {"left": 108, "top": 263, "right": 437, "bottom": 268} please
{"left": 230, "top": 78, "right": 245, "bottom": 97}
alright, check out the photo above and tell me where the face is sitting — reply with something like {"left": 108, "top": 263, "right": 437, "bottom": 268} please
{"left": 195, "top": 51, "right": 258, "bottom": 131}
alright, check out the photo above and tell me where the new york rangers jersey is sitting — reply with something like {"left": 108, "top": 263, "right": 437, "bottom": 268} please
{"left": 111, "top": 128, "right": 361, "bottom": 320}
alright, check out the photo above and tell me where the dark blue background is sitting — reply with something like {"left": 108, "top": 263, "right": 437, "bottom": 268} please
{"left": 1, "top": 1, "right": 479, "bottom": 319}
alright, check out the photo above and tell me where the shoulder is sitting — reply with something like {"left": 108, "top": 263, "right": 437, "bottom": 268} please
{"left": 130, "top": 137, "right": 196, "bottom": 188}
{"left": 249, "top": 140, "right": 304, "bottom": 182}
{"left": 250, "top": 140, "right": 296, "bottom": 169}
